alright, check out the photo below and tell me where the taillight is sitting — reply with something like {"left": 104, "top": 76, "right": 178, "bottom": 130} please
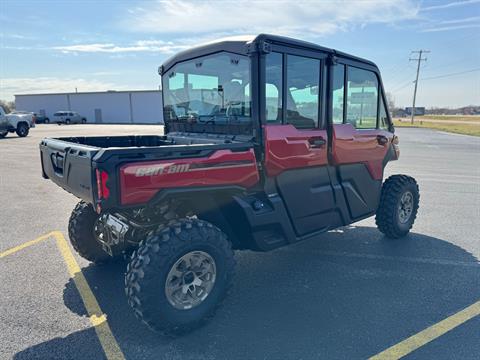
{"left": 95, "top": 169, "right": 110, "bottom": 200}
{"left": 32, "top": 115, "right": 36, "bottom": 124}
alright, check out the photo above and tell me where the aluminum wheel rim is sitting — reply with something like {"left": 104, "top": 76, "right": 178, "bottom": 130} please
{"left": 398, "top": 191, "right": 414, "bottom": 224}
{"left": 165, "top": 251, "right": 217, "bottom": 310}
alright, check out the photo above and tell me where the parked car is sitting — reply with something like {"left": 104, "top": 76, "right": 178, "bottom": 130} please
{"left": 0, "top": 106, "right": 35, "bottom": 137}
{"left": 33, "top": 113, "right": 50, "bottom": 124}
{"left": 40, "top": 34, "right": 419, "bottom": 335}
{"left": 53, "top": 111, "right": 87, "bottom": 124}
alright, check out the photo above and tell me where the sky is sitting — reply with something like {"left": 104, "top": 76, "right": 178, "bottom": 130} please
{"left": 0, "top": 0, "right": 479, "bottom": 108}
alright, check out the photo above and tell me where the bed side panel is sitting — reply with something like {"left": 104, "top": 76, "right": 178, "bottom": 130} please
{"left": 119, "top": 149, "right": 259, "bottom": 205}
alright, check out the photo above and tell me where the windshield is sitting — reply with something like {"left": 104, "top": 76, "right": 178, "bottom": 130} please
{"left": 162, "top": 52, "right": 252, "bottom": 135}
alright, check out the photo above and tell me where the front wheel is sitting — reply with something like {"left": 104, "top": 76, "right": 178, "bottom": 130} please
{"left": 125, "top": 218, "right": 235, "bottom": 334}
{"left": 376, "top": 175, "right": 419, "bottom": 238}
{"left": 45, "top": 118, "right": 50, "bottom": 124}
{"left": 68, "top": 201, "right": 112, "bottom": 264}
{"left": 16, "top": 123, "right": 29, "bottom": 137}
{"left": 0, "top": 131, "right": 7, "bottom": 138}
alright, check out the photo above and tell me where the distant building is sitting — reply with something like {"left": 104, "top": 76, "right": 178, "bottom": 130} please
{"left": 404, "top": 107, "right": 425, "bottom": 116}
{"left": 15, "top": 90, "right": 164, "bottom": 124}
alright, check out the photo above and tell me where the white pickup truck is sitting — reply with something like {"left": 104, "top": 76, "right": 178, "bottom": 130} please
{"left": 0, "top": 106, "right": 35, "bottom": 138}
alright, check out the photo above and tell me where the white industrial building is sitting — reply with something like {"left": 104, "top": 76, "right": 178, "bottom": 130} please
{"left": 15, "top": 90, "right": 164, "bottom": 124}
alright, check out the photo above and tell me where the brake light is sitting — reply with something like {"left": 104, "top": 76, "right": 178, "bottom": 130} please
{"left": 95, "top": 169, "right": 110, "bottom": 200}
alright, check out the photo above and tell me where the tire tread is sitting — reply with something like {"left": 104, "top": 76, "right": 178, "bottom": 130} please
{"left": 125, "top": 218, "right": 235, "bottom": 335}
{"left": 375, "top": 175, "right": 420, "bottom": 238}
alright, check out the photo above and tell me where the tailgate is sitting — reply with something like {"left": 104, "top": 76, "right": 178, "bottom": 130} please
{"left": 40, "top": 138, "right": 98, "bottom": 203}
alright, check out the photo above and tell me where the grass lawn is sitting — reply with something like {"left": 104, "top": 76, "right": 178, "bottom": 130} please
{"left": 393, "top": 118, "right": 480, "bottom": 136}
{"left": 421, "top": 115, "right": 480, "bottom": 122}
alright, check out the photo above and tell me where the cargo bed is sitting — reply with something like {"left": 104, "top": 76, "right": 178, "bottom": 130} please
{"left": 39, "top": 133, "right": 255, "bottom": 209}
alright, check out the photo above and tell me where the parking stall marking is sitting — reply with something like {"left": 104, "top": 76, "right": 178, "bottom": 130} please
{"left": 0, "top": 232, "right": 53, "bottom": 258}
{"left": 3, "top": 230, "right": 480, "bottom": 360}
{"left": 1, "top": 231, "right": 125, "bottom": 360}
{"left": 370, "top": 300, "right": 480, "bottom": 359}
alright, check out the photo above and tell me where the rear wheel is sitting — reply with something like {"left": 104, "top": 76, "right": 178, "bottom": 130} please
{"left": 81, "top": 118, "right": 87, "bottom": 124}
{"left": 68, "top": 201, "right": 112, "bottom": 264}
{"left": 125, "top": 218, "right": 235, "bottom": 334}
{"left": 16, "top": 123, "right": 29, "bottom": 137}
{"left": 65, "top": 119, "right": 71, "bottom": 124}
{"left": 376, "top": 175, "right": 419, "bottom": 238}
{"left": 45, "top": 118, "right": 50, "bottom": 124}
{"left": 0, "top": 131, "right": 7, "bottom": 138}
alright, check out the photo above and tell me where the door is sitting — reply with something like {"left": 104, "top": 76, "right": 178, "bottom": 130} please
{"left": 0, "top": 115, "right": 8, "bottom": 133}
{"left": 263, "top": 51, "right": 337, "bottom": 236}
{"left": 95, "top": 109, "right": 102, "bottom": 123}
{"left": 330, "top": 64, "right": 394, "bottom": 219}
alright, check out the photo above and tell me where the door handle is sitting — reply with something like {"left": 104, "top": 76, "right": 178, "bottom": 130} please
{"left": 376, "top": 135, "right": 389, "bottom": 146}
{"left": 308, "top": 137, "right": 326, "bottom": 148}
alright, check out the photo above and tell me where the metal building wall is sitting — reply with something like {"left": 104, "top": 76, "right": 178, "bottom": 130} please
{"left": 15, "top": 94, "right": 69, "bottom": 118}
{"left": 69, "top": 92, "right": 131, "bottom": 123}
{"left": 14, "top": 91, "right": 164, "bottom": 124}
{"left": 131, "top": 91, "right": 163, "bottom": 124}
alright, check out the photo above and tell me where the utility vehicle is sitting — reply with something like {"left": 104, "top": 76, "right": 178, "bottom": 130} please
{"left": 40, "top": 34, "right": 419, "bottom": 334}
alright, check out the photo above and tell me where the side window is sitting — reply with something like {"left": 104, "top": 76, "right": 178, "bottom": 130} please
{"left": 379, "top": 95, "right": 389, "bottom": 130}
{"left": 332, "top": 64, "right": 345, "bottom": 124}
{"left": 346, "top": 67, "right": 378, "bottom": 129}
{"left": 265, "top": 52, "right": 283, "bottom": 123}
{"left": 286, "top": 55, "right": 320, "bottom": 129}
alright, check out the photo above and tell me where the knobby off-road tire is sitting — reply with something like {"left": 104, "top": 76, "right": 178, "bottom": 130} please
{"left": 68, "top": 201, "right": 111, "bottom": 264}
{"left": 376, "top": 175, "right": 419, "bottom": 238}
{"left": 16, "top": 123, "right": 29, "bottom": 137}
{"left": 125, "top": 218, "right": 235, "bottom": 335}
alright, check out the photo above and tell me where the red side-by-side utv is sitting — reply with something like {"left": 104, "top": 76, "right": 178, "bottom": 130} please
{"left": 40, "top": 34, "right": 419, "bottom": 334}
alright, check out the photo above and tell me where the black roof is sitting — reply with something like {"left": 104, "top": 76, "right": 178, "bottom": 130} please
{"left": 160, "top": 34, "right": 377, "bottom": 75}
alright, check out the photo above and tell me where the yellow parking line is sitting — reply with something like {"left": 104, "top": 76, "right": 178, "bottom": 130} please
{"left": 52, "top": 231, "right": 125, "bottom": 360}
{"left": 370, "top": 300, "right": 480, "bottom": 359}
{"left": 0, "top": 232, "right": 53, "bottom": 258}
{"left": 2, "top": 231, "right": 125, "bottom": 359}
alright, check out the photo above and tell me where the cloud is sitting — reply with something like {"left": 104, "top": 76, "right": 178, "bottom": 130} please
{"left": 421, "top": 0, "right": 480, "bottom": 11}
{"left": 421, "top": 23, "right": 480, "bottom": 32}
{"left": 3, "top": 33, "right": 36, "bottom": 40}
{"left": 0, "top": 77, "right": 133, "bottom": 101}
{"left": 53, "top": 40, "right": 188, "bottom": 54}
{"left": 440, "top": 15, "right": 480, "bottom": 24}
{"left": 122, "top": 0, "right": 420, "bottom": 37}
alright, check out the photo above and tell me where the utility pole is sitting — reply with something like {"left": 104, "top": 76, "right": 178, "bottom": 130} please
{"left": 409, "top": 50, "right": 430, "bottom": 124}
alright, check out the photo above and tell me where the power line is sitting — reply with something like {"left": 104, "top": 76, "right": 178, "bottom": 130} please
{"left": 409, "top": 50, "right": 430, "bottom": 124}
{"left": 421, "top": 68, "right": 480, "bottom": 81}
{"left": 391, "top": 80, "right": 414, "bottom": 93}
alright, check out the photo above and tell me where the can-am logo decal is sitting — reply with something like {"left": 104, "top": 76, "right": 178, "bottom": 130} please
{"left": 135, "top": 163, "right": 190, "bottom": 177}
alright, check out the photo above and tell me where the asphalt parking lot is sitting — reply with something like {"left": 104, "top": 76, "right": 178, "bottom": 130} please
{"left": 1, "top": 124, "right": 479, "bottom": 360}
